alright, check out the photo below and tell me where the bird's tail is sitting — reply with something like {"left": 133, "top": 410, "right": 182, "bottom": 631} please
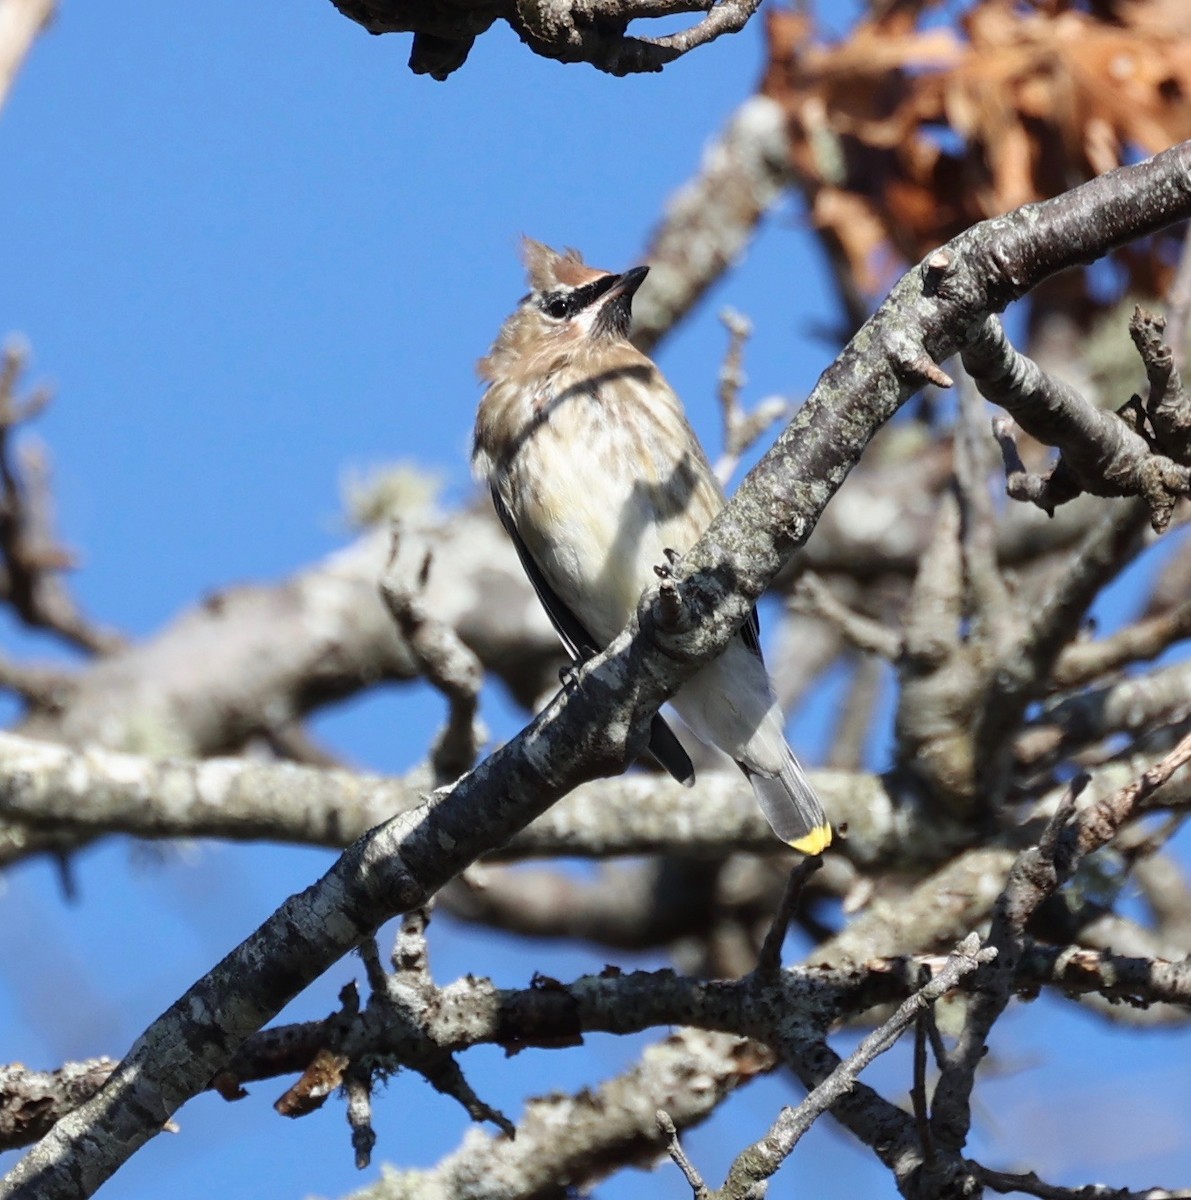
{"left": 741, "top": 746, "right": 832, "bottom": 856}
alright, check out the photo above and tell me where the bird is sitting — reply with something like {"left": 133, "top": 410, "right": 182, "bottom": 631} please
{"left": 472, "top": 239, "right": 831, "bottom": 855}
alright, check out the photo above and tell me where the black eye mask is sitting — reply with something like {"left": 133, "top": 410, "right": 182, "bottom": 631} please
{"left": 538, "top": 273, "right": 618, "bottom": 321}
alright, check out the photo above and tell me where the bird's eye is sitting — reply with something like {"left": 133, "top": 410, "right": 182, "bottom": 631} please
{"left": 544, "top": 296, "right": 570, "bottom": 320}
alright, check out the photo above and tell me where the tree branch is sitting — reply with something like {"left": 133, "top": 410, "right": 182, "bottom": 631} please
{"left": 0, "top": 730, "right": 929, "bottom": 867}
{"left": 968, "top": 317, "right": 1191, "bottom": 530}
{"left": 0, "top": 340, "right": 124, "bottom": 655}
{"left": 329, "top": 0, "right": 766, "bottom": 79}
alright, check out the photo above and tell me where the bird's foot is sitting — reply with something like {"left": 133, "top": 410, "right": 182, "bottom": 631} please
{"left": 653, "top": 547, "right": 681, "bottom": 581}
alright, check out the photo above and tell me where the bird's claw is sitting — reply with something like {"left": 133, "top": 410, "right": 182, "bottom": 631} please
{"left": 653, "top": 547, "right": 681, "bottom": 580}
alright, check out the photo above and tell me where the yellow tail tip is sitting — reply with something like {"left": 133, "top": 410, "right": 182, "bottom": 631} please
{"left": 789, "top": 824, "right": 833, "bottom": 856}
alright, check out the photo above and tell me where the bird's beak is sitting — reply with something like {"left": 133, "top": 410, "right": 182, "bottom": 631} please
{"left": 605, "top": 265, "right": 649, "bottom": 302}
{"left": 591, "top": 265, "right": 649, "bottom": 339}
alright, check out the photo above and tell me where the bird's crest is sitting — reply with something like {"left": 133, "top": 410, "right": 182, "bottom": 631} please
{"left": 520, "top": 238, "right": 608, "bottom": 291}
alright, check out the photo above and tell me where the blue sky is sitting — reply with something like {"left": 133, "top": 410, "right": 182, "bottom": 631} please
{"left": 1, "top": 2, "right": 1189, "bottom": 1198}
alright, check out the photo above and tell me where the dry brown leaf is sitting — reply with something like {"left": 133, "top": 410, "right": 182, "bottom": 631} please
{"left": 761, "top": 0, "right": 1191, "bottom": 299}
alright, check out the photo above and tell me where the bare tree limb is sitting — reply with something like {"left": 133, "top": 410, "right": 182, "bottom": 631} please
{"left": 971, "top": 1164, "right": 1191, "bottom": 1200}
{"left": 969, "top": 315, "right": 1191, "bottom": 530}
{"left": 1132, "top": 307, "right": 1191, "bottom": 463}
{"left": 657, "top": 1110, "right": 710, "bottom": 1199}
{"left": 15, "top": 508, "right": 559, "bottom": 756}
{"left": 794, "top": 573, "right": 901, "bottom": 659}
{"left": 712, "top": 308, "right": 789, "bottom": 484}
{"left": 0, "top": 654, "right": 74, "bottom": 710}
{"left": 1024, "top": 661, "right": 1191, "bottom": 763}
{"left": 343, "top": 1031, "right": 763, "bottom": 1200}
{"left": 379, "top": 527, "right": 485, "bottom": 783}
{"left": 4, "top": 936, "right": 1188, "bottom": 1159}
{"left": 329, "top": 0, "right": 762, "bottom": 79}
{"left": 754, "top": 855, "right": 821, "bottom": 977}
{"left": 1016, "top": 942, "right": 1191, "bottom": 1011}
{"left": 0, "top": 1061, "right": 117, "bottom": 1154}
{"left": 0, "top": 341, "right": 124, "bottom": 655}
{"left": 1051, "top": 597, "right": 1191, "bottom": 690}
{"left": 0, "top": 730, "right": 931, "bottom": 867}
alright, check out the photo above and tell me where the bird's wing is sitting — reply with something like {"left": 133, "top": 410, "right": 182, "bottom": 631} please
{"left": 490, "top": 485, "right": 695, "bottom": 787}
{"left": 643, "top": 713, "right": 696, "bottom": 788}
{"left": 741, "top": 606, "right": 763, "bottom": 659}
{"left": 490, "top": 484, "right": 599, "bottom": 661}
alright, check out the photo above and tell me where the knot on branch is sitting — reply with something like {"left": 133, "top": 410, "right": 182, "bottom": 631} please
{"left": 646, "top": 550, "right": 696, "bottom": 640}
{"left": 921, "top": 249, "right": 962, "bottom": 300}
{"left": 514, "top": 0, "right": 600, "bottom": 53}
{"left": 896, "top": 349, "right": 955, "bottom": 392}
{"left": 329, "top": 0, "right": 498, "bottom": 79}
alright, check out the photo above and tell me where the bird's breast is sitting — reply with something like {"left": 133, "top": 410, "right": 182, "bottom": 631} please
{"left": 492, "top": 377, "right": 721, "bottom": 645}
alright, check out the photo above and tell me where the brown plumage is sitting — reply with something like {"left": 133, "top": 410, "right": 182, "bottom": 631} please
{"left": 473, "top": 239, "right": 832, "bottom": 855}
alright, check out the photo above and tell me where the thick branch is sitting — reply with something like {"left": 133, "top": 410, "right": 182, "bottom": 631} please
{"left": 5, "top": 939, "right": 1188, "bottom": 1159}
{"left": 0, "top": 731, "right": 949, "bottom": 870}
{"left": 15, "top": 509, "right": 558, "bottom": 756}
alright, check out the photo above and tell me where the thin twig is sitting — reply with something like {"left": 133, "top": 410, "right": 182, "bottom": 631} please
{"left": 755, "top": 855, "right": 823, "bottom": 978}
{"left": 1115, "top": 730, "right": 1191, "bottom": 820}
{"left": 656, "top": 1110, "right": 710, "bottom": 1199}
{"left": 794, "top": 573, "right": 901, "bottom": 659}
{"left": 911, "top": 965, "right": 936, "bottom": 1166}
{"left": 380, "top": 524, "right": 485, "bottom": 783}
{"left": 713, "top": 308, "right": 789, "bottom": 484}
{"left": 0, "top": 340, "right": 124, "bottom": 654}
